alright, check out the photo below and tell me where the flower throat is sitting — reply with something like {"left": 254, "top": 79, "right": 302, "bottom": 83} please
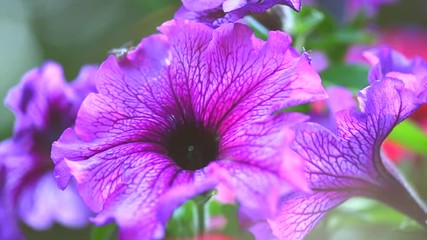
{"left": 165, "top": 122, "right": 219, "bottom": 171}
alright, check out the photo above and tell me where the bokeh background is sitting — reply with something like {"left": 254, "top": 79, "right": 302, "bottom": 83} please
{"left": 0, "top": 0, "right": 426, "bottom": 239}
{"left": 0, "top": 0, "right": 180, "bottom": 139}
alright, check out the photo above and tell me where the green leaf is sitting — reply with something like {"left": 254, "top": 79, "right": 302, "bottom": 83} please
{"left": 244, "top": 16, "right": 269, "bottom": 40}
{"left": 298, "top": 6, "right": 374, "bottom": 63}
{"left": 285, "top": 6, "right": 324, "bottom": 36}
{"left": 283, "top": 6, "right": 324, "bottom": 50}
{"left": 205, "top": 199, "right": 223, "bottom": 216}
{"left": 166, "top": 200, "right": 199, "bottom": 237}
{"left": 320, "top": 64, "right": 369, "bottom": 91}
{"left": 277, "top": 103, "right": 311, "bottom": 114}
{"left": 388, "top": 120, "right": 427, "bottom": 156}
{"left": 90, "top": 223, "right": 117, "bottom": 240}
{"left": 222, "top": 204, "right": 241, "bottom": 236}
{"left": 204, "top": 199, "right": 242, "bottom": 236}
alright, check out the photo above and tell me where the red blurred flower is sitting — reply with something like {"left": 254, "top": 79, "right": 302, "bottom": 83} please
{"left": 382, "top": 140, "right": 414, "bottom": 163}
{"left": 379, "top": 27, "right": 427, "bottom": 60}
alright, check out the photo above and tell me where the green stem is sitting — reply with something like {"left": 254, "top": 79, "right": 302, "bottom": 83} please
{"left": 197, "top": 203, "right": 205, "bottom": 236}
{"left": 194, "top": 191, "right": 215, "bottom": 236}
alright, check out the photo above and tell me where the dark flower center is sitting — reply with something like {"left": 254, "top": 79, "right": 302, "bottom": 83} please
{"left": 34, "top": 102, "right": 75, "bottom": 156}
{"left": 165, "top": 123, "right": 219, "bottom": 171}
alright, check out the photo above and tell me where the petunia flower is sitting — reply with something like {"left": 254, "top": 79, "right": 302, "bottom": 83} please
{"left": 0, "top": 62, "right": 94, "bottom": 234}
{"left": 175, "top": 0, "right": 301, "bottom": 28}
{"left": 350, "top": 28, "right": 427, "bottom": 163}
{"left": 305, "top": 0, "right": 395, "bottom": 23}
{"left": 51, "top": 19, "right": 326, "bottom": 240}
{"left": 346, "top": 0, "right": 395, "bottom": 19}
{"left": 268, "top": 46, "right": 427, "bottom": 239}
{"left": 309, "top": 86, "right": 356, "bottom": 133}
{"left": 0, "top": 165, "right": 24, "bottom": 240}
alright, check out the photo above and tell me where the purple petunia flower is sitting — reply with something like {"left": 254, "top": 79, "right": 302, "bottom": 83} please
{"left": 346, "top": 0, "right": 395, "bottom": 18}
{"left": 52, "top": 19, "right": 326, "bottom": 239}
{"left": 305, "top": 0, "right": 395, "bottom": 22}
{"left": 309, "top": 86, "right": 356, "bottom": 133}
{"left": 0, "top": 62, "right": 95, "bottom": 234}
{"left": 268, "top": 46, "right": 427, "bottom": 239}
{"left": 175, "top": 0, "right": 301, "bottom": 28}
{"left": 0, "top": 165, "right": 24, "bottom": 240}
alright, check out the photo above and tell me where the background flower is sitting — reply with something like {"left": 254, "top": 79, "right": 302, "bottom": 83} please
{"left": 304, "top": 0, "right": 395, "bottom": 23}
{"left": 0, "top": 62, "right": 95, "bottom": 236}
{"left": 175, "top": 0, "right": 301, "bottom": 27}
{"left": 0, "top": 165, "right": 25, "bottom": 240}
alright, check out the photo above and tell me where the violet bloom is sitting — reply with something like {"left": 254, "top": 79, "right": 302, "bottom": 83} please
{"left": 346, "top": 0, "right": 395, "bottom": 19}
{"left": 268, "top": 47, "right": 427, "bottom": 239}
{"left": 307, "top": 0, "right": 395, "bottom": 23}
{"left": 309, "top": 86, "right": 356, "bottom": 133}
{"left": 0, "top": 62, "right": 94, "bottom": 233}
{"left": 0, "top": 165, "right": 24, "bottom": 240}
{"left": 175, "top": 0, "right": 301, "bottom": 27}
{"left": 52, "top": 20, "right": 326, "bottom": 239}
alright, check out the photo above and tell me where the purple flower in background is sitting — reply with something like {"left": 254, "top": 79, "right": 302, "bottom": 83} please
{"left": 268, "top": 47, "right": 427, "bottom": 239}
{"left": 0, "top": 165, "right": 24, "bottom": 240}
{"left": 306, "top": 0, "right": 395, "bottom": 22}
{"left": 0, "top": 62, "right": 94, "bottom": 234}
{"left": 309, "top": 86, "right": 356, "bottom": 133}
{"left": 52, "top": 20, "right": 326, "bottom": 240}
{"left": 347, "top": 0, "right": 395, "bottom": 19}
{"left": 175, "top": 0, "right": 301, "bottom": 27}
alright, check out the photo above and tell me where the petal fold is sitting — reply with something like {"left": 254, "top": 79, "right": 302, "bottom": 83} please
{"left": 270, "top": 47, "right": 427, "bottom": 239}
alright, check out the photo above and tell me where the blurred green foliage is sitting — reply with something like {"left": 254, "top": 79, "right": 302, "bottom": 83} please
{"left": 167, "top": 199, "right": 200, "bottom": 237}
{"left": 166, "top": 194, "right": 253, "bottom": 239}
{"left": 307, "top": 198, "right": 426, "bottom": 240}
{"left": 389, "top": 120, "right": 427, "bottom": 156}
{"left": 90, "top": 223, "right": 117, "bottom": 240}
{"left": 320, "top": 63, "right": 369, "bottom": 91}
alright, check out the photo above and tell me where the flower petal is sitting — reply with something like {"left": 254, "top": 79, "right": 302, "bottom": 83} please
{"left": 210, "top": 113, "right": 309, "bottom": 217}
{"left": 0, "top": 165, "right": 25, "bottom": 240}
{"left": 18, "top": 173, "right": 89, "bottom": 229}
{"left": 175, "top": 0, "right": 301, "bottom": 27}
{"left": 182, "top": 0, "right": 224, "bottom": 11}
{"left": 310, "top": 86, "right": 356, "bottom": 133}
{"left": 270, "top": 49, "right": 427, "bottom": 239}
{"left": 159, "top": 21, "right": 326, "bottom": 135}
{"left": 62, "top": 140, "right": 215, "bottom": 239}
{"left": 4, "top": 61, "right": 69, "bottom": 132}
{"left": 364, "top": 46, "right": 427, "bottom": 85}
{"left": 269, "top": 191, "right": 349, "bottom": 240}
